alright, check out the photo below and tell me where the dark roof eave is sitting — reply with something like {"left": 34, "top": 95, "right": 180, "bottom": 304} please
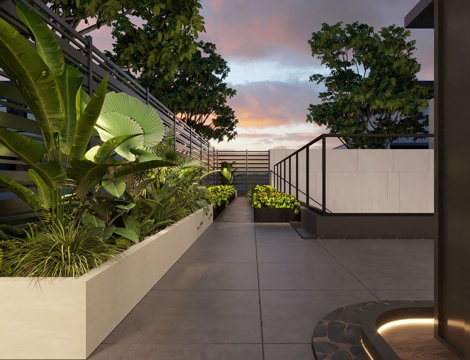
{"left": 405, "top": 0, "right": 434, "bottom": 29}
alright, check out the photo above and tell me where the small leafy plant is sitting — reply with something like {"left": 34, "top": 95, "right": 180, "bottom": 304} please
{"left": 248, "top": 185, "right": 300, "bottom": 214}
{"left": 207, "top": 185, "right": 236, "bottom": 207}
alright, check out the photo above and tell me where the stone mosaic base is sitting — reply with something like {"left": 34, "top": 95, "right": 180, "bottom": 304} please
{"left": 312, "top": 301, "right": 434, "bottom": 360}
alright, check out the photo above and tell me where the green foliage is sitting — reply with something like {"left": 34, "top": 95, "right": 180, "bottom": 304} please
{"left": 207, "top": 185, "right": 236, "bottom": 207}
{"left": 248, "top": 185, "right": 300, "bottom": 214}
{"left": 148, "top": 41, "right": 238, "bottom": 142}
{"left": 220, "top": 161, "right": 235, "bottom": 186}
{"left": 307, "top": 22, "right": 432, "bottom": 148}
{"left": 132, "top": 155, "right": 211, "bottom": 238}
{"left": 44, "top": 0, "right": 205, "bottom": 82}
{"left": 99, "top": 0, "right": 205, "bottom": 82}
{"left": 6, "top": 217, "right": 119, "bottom": 278}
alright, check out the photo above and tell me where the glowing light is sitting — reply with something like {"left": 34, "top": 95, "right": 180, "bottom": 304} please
{"left": 361, "top": 338, "right": 375, "bottom": 360}
{"left": 377, "top": 318, "right": 434, "bottom": 334}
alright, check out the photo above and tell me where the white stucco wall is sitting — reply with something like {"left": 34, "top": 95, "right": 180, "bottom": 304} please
{"left": 270, "top": 148, "right": 434, "bottom": 213}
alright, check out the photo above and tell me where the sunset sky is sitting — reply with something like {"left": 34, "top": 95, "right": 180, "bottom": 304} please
{"left": 91, "top": 0, "right": 434, "bottom": 151}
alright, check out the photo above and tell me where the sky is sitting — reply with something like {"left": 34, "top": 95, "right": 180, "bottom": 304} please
{"left": 90, "top": 0, "right": 434, "bottom": 151}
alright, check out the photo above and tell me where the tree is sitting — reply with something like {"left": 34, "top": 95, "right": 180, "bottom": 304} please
{"left": 42, "top": 0, "right": 205, "bottom": 81}
{"left": 307, "top": 22, "right": 432, "bottom": 148}
{"left": 144, "top": 41, "right": 238, "bottom": 142}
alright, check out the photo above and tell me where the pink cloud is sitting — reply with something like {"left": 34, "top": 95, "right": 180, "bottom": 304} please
{"left": 229, "top": 80, "right": 321, "bottom": 129}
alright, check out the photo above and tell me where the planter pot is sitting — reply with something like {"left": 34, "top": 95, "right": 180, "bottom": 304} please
{"left": 212, "top": 202, "right": 226, "bottom": 220}
{"left": 0, "top": 207, "right": 213, "bottom": 360}
{"left": 253, "top": 207, "right": 301, "bottom": 223}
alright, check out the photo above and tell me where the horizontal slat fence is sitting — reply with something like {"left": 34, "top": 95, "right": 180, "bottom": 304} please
{"left": 210, "top": 151, "right": 270, "bottom": 191}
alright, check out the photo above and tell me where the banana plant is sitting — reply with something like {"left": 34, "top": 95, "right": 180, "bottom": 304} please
{"left": 220, "top": 161, "right": 235, "bottom": 185}
{"left": 0, "top": 3, "right": 172, "bottom": 229}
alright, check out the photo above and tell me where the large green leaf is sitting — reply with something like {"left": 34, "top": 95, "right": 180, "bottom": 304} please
{"left": 35, "top": 160, "right": 66, "bottom": 189}
{"left": 28, "top": 169, "right": 52, "bottom": 209}
{"left": 114, "top": 227, "right": 139, "bottom": 244}
{"left": 82, "top": 213, "right": 105, "bottom": 228}
{"left": 123, "top": 215, "right": 141, "bottom": 238}
{"left": 102, "top": 179, "right": 126, "bottom": 197}
{"left": 0, "top": 17, "right": 64, "bottom": 149}
{"left": 94, "top": 134, "right": 141, "bottom": 164}
{"left": 58, "top": 66, "right": 84, "bottom": 155}
{"left": 0, "top": 128, "right": 46, "bottom": 166}
{"left": 0, "top": 175, "right": 43, "bottom": 211}
{"left": 95, "top": 111, "right": 143, "bottom": 161}
{"left": 98, "top": 91, "right": 165, "bottom": 155}
{"left": 67, "top": 158, "right": 111, "bottom": 184}
{"left": 69, "top": 76, "right": 109, "bottom": 160}
{"left": 16, "top": 2, "right": 65, "bottom": 78}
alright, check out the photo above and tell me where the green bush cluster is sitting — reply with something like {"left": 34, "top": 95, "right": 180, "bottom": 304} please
{"left": 0, "top": 6, "right": 211, "bottom": 278}
{"left": 207, "top": 185, "right": 236, "bottom": 207}
{"left": 248, "top": 185, "right": 301, "bottom": 214}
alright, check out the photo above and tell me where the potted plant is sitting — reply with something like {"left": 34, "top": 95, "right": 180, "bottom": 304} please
{"left": 248, "top": 185, "right": 301, "bottom": 222}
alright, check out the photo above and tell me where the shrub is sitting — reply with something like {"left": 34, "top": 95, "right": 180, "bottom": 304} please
{"left": 207, "top": 185, "right": 236, "bottom": 207}
{"left": 248, "top": 185, "right": 300, "bottom": 214}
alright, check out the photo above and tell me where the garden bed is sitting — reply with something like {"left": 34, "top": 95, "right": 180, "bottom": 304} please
{"left": 253, "top": 207, "right": 301, "bottom": 223}
{"left": 0, "top": 207, "right": 212, "bottom": 360}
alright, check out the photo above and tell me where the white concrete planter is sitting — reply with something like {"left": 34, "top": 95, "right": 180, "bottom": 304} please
{"left": 0, "top": 207, "right": 213, "bottom": 360}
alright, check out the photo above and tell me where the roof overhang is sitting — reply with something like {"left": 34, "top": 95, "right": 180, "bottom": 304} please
{"left": 405, "top": 0, "right": 434, "bottom": 29}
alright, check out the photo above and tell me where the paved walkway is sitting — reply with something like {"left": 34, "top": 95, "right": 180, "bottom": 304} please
{"left": 89, "top": 196, "right": 433, "bottom": 360}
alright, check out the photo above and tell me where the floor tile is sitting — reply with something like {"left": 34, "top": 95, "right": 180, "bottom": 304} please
{"left": 256, "top": 223, "right": 317, "bottom": 247}
{"left": 258, "top": 262, "right": 365, "bottom": 290}
{"left": 257, "top": 243, "right": 332, "bottom": 263}
{"left": 370, "top": 289, "right": 434, "bottom": 301}
{"left": 153, "top": 262, "right": 259, "bottom": 290}
{"left": 264, "top": 344, "right": 315, "bottom": 360}
{"left": 103, "top": 290, "right": 262, "bottom": 344}
{"left": 179, "top": 244, "right": 257, "bottom": 263}
{"left": 260, "top": 290, "right": 377, "bottom": 343}
{"left": 89, "top": 343, "right": 263, "bottom": 360}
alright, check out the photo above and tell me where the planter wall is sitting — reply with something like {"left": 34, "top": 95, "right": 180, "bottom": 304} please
{"left": 253, "top": 207, "right": 301, "bottom": 223}
{"left": 0, "top": 207, "right": 213, "bottom": 360}
{"left": 212, "top": 202, "right": 226, "bottom": 219}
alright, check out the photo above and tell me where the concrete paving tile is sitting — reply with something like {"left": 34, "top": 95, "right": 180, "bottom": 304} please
{"left": 258, "top": 262, "right": 365, "bottom": 290}
{"left": 260, "top": 290, "right": 377, "bottom": 343}
{"left": 153, "top": 262, "right": 259, "bottom": 290}
{"left": 257, "top": 244, "right": 332, "bottom": 263}
{"left": 370, "top": 289, "right": 434, "bottom": 301}
{"left": 256, "top": 223, "right": 317, "bottom": 247}
{"left": 103, "top": 290, "right": 262, "bottom": 344}
{"left": 179, "top": 244, "right": 257, "bottom": 263}
{"left": 196, "top": 222, "right": 256, "bottom": 246}
{"left": 263, "top": 344, "right": 315, "bottom": 360}
{"left": 89, "top": 343, "right": 263, "bottom": 360}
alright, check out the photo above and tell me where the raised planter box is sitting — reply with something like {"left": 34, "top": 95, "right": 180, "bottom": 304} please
{"left": 0, "top": 207, "right": 213, "bottom": 360}
{"left": 212, "top": 202, "right": 226, "bottom": 220}
{"left": 253, "top": 207, "right": 301, "bottom": 223}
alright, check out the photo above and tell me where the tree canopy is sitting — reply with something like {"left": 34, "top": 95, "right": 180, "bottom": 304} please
{"left": 307, "top": 22, "right": 432, "bottom": 148}
{"left": 142, "top": 41, "right": 238, "bottom": 142}
{"left": 43, "top": 0, "right": 205, "bottom": 81}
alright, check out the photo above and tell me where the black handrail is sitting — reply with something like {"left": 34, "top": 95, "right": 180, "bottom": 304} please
{"left": 273, "top": 133, "right": 434, "bottom": 215}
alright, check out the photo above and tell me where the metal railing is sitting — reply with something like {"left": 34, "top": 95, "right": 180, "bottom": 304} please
{"left": 272, "top": 134, "right": 434, "bottom": 215}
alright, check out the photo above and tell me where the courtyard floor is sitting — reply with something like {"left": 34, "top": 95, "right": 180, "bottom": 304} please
{"left": 89, "top": 196, "right": 433, "bottom": 360}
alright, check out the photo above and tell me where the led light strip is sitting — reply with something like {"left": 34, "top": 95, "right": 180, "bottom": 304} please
{"left": 377, "top": 318, "right": 434, "bottom": 334}
{"left": 361, "top": 318, "right": 434, "bottom": 359}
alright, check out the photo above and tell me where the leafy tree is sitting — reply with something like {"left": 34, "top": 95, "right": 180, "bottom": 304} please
{"left": 144, "top": 41, "right": 238, "bottom": 142}
{"left": 307, "top": 22, "right": 432, "bottom": 148}
{"left": 42, "top": 0, "right": 205, "bottom": 81}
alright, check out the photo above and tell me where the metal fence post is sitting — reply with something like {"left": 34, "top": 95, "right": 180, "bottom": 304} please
{"left": 306, "top": 147, "right": 310, "bottom": 207}
{"left": 85, "top": 35, "right": 93, "bottom": 96}
{"left": 295, "top": 153, "right": 299, "bottom": 200}
{"left": 322, "top": 136, "right": 326, "bottom": 215}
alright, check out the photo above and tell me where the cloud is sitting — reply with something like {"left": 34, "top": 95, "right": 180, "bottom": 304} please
{"left": 200, "top": 0, "right": 432, "bottom": 65}
{"left": 229, "top": 80, "right": 322, "bottom": 130}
